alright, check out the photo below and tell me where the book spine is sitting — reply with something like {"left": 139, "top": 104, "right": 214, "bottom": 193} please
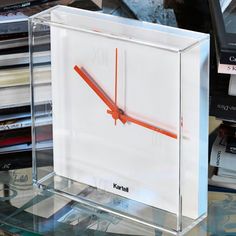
{"left": 0, "top": 105, "right": 30, "bottom": 116}
{"left": 0, "top": 0, "right": 54, "bottom": 12}
{"left": 226, "top": 146, "right": 236, "bottom": 154}
{"left": 219, "top": 50, "right": 236, "bottom": 66}
{"left": 0, "top": 21, "right": 28, "bottom": 36}
{"left": 210, "top": 136, "right": 236, "bottom": 171}
{"left": 229, "top": 76, "right": 236, "bottom": 96}
{"left": 0, "top": 125, "right": 52, "bottom": 147}
{"left": 0, "top": 151, "right": 32, "bottom": 171}
{"left": 226, "top": 136, "right": 236, "bottom": 154}
{"left": 210, "top": 95, "right": 236, "bottom": 121}
{"left": 0, "top": 149, "right": 53, "bottom": 171}
{"left": 218, "top": 167, "right": 236, "bottom": 178}
{"left": 0, "top": 120, "right": 31, "bottom": 131}
{"left": 218, "top": 63, "right": 236, "bottom": 75}
{"left": 219, "top": 124, "right": 236, "bottom": 138}
{"left": 211, "top": 174, "right": 236, "bottom": 184}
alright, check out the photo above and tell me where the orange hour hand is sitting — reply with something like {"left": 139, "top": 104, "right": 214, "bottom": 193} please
{"left": 74, "top": 65, "right": 126, "bottom": 124}
{"left": 74, "top": 65, "right": 115, "bottom": 112}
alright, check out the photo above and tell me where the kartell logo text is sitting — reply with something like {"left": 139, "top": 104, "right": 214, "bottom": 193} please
{"left": 113, "top": 183, "right": 129, "bottom": 193}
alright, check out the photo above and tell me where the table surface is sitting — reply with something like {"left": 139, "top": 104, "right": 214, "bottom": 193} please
{"left": 0, "top": 168, "right": 235, "bottom": 236}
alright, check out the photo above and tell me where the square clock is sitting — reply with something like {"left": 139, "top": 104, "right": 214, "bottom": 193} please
{"left": 30, "top": 5, "right": 209, "bottom": 234}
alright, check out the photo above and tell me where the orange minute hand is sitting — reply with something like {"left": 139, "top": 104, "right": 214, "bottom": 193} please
{"left": 122, "top": 114, "right": 177, "bottom": 139}
{"left": 107, "top": 110, "right": 177, "bottom": 139}
{"left": 74, "top": 65, "right": 126, "bottom": 124}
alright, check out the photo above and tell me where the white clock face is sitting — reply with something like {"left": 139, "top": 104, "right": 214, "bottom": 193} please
{"left": 50, "top": 7, "right": 209, "bottom": 219}
{"left": 51, "top": 26, "right": 180, "bottom": 214}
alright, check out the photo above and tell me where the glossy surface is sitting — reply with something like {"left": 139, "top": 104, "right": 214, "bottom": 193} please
{"left": 0, "top": 168, "right": 236, "bottom": 236}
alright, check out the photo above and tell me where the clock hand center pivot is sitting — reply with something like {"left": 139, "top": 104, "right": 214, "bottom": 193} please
{"left": 107, "top": 109, "right": 127, "bottom": 124}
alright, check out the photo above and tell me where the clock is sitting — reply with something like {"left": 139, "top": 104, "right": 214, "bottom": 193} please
{"left": 47, "top": 6, "right": 209, "bottom": 221}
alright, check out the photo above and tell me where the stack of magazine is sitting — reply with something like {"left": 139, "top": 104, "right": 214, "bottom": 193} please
{"left": 208, "top": 0, "right": 236, "bottom": 190}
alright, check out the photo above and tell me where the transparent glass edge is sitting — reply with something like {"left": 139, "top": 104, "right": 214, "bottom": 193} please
{"left": 179, "top": 38, "right": 209, "bottom": 229}
{"left": 32, "top": 18, "right": 181, "bottom": 53}
{"left": 29, "top": 18, "right": 37, "bottom": 184}
{"left": 30, "top": 5, "right": 208, "bottom": 41}
{"left": 178, "top": 51, "right": 183, "bottom": 232}
{"left": 30, "top": 17, "right": 210, "bottom": 54}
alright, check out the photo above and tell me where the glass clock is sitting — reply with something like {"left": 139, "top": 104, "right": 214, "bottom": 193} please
{"left": 30, "top": 6, "right": 209, "bottom": 235}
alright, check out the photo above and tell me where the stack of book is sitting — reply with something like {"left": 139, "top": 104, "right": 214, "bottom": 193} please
{"left": 209, "top": 123, "right": 236, "bottom": 189}
{"left": 208, "top": 0, "right": 236, "bottom": 190}
{"left": 210, "top": 73, "right": 236, "bottom": 122}
{"left": 209, "top": 0, "right": 236, "bottom": 122}
{"left": 0, "top": 69, "right": 53, "bottom": 170}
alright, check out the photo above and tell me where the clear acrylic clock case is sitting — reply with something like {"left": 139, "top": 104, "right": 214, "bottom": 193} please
{"left": 30, "top": 6, "right": 209, "bottom": 235}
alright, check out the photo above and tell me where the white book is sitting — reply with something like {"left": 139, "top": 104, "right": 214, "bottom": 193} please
{"left": 211, "top": 174, "right": 236, "bottom": 184}
{"left": 0, "top": 50, "right": 50, "bottom": 68}
{"left": 218, "top": 167, "right": 236, "bottom": 178}
{"left": 210, "top": 136, "right": 236, "bottom": 171}
{"left": 208, "top": 166, "right": 236, "bottom": 190}
{"left": 228, "top": 74, "right": 236, "bottom": 96}
{"left": 0, "top": 35, "right": 49, "bottom": 50}
{"left": 50, "top": 6, "right": 209, "bottom": 219}
{"left": 0, "top": 65, "right": 51, "bottom": 88}
{"left": 218, "top": 63, "right": 236, "bottom": 75}
{"left": 0, "top": 82, "right": 51, "bottom": 109}
{"left": 208, "top": 178, "right": 236, "bottom": 190}
{"left": 0, "top": 115, "right": 51, "bottom": 131}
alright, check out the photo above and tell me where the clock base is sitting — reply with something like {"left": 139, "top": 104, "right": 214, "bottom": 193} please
{"left": 35, "top": 171, "right": 207, "bottom": 235}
